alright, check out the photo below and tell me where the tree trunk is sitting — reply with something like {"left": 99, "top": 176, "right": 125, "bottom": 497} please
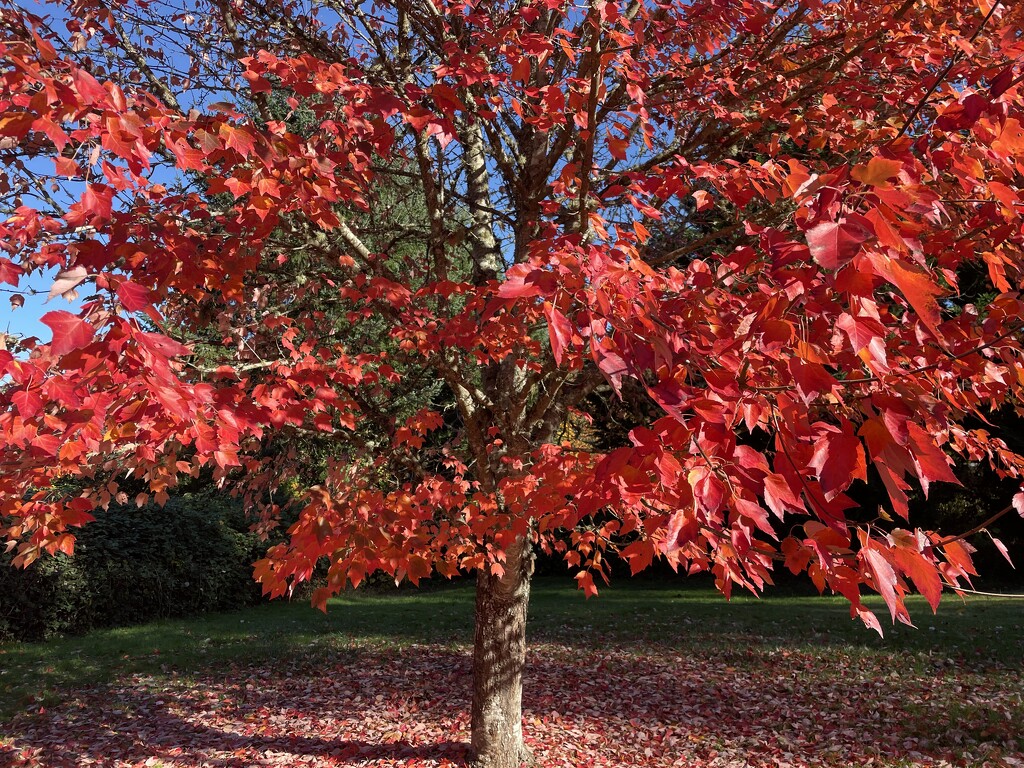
{"left": 470, "top": 538, "right": 534, "bottom": 768}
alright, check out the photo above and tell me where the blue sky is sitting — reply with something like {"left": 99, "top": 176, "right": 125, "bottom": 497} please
{"left": 2, "top": 276, "right": 84, "bottom": 344}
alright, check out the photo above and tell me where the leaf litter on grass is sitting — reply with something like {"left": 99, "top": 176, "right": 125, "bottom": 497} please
{"left": 2, "top": 639, "right": 1021, "bottom": 768}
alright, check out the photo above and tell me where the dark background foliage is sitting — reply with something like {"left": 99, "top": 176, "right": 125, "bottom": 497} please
{"left": 0, "top": 492, "right": 268, "bottom": 642}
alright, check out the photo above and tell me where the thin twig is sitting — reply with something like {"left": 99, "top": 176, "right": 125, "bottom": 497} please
{"left": 937, "top": 503, "right": 1014, "bottom": 546}
{"left": 840, "top": 323, "right": 1022, "bottom": 387}
{"left": 889, "top": 0, "right": 1002, "bottom": 144}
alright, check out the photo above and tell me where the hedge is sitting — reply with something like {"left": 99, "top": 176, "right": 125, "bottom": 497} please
{"left": 0, "top": 492, "right": 268, "bottom": 642}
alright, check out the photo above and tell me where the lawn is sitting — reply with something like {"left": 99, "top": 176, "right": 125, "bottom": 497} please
{"left": 1, "top": 576, "right": 1022, "bottom": 767}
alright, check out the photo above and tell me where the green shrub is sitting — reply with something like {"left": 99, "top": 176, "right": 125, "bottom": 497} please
{"left": 0, "top": 492, "right": 268, "bottom": 642}
{"left": 0, "top": 551, "right": 92, "bottom": 641}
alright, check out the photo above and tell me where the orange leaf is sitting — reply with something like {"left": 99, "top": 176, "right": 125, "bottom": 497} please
{"left": 992, "top": 117, "right": 1024, "bottom": 156}
{"left": 870, "top": 254, "right": 944, "bottom": 339}
{"left": 851, "top": 157, "right": 902, "bottom": 187}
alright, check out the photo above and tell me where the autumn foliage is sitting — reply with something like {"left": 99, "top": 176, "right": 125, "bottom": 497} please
{"left": 2, "top": 0, "right": 1024, "bottom": 683}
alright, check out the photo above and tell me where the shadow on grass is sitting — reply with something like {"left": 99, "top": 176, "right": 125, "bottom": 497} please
{"left": 4, "top": 718, "right": 469, "bottom": 768}
{"left": 3, "top": 644, "right": 1021, "bottom": 767}
{"left": 3, "top": 576, "right": 1023, "bottom": 724}
{"left": 2, "top": 647, "right": 474, "bottom": 767}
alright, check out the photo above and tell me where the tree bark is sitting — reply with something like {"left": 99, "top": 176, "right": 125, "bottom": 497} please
{"left": 470, "top": 537, "right": 534, "bottom": 768}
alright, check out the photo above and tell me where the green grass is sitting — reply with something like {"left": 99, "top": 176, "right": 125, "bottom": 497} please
{"left": 2, "top": 575, "right": 1022, "bottom": 724}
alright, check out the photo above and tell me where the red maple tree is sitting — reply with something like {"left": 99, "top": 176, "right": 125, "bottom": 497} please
{"left": 2, "top": 0, "right": 1024, "bottom": 765}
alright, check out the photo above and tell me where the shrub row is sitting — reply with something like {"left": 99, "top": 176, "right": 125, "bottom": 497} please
{"left": 0, "top": 493, "right": 268, "bottom": 642}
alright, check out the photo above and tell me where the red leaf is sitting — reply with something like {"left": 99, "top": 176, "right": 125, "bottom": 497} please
{"left": 137, "top": 331, "right": 190, "bottom": 358}
{"left": 788, "top": 358, "right": 836, "bottom": 404}
{"left": 858, "top": 418, "right": 894, "bottom": 459}
{"left": 498, "top": 270, "right": 546, "bottom": 298}
{"left": 430, "top": 83, "right": 464, "bottom": 112}
{"left": 0, "top": 111, "right": 35, "bottom": 139}
{"left": 407, "top": 555, "right": 431, "bottom": 584}
{"left": 692, "top": 189, "right": 713, "bottom": 211}
{"left": 220, "top": 124, "right": 256, "bottom": 155}
{"left": 806, "top": 215, "right": 873, "bottom": 270}
{"left": 906, "top": 423, "right": 959, "bottom": 496}
{"left": 990, "top": 65, "right": 1015, "bottom": 98}
{"left": 545, "top": 304, "right": 573, "bottom": 366}
{"left": 596, "top": 350, "right": 628, "bottom": 394}
{"left": 41, "top": 311, "right": 95, "bottom": 355}
{"left": 32, "top": 432, "right": 61, "bottom": 456}
{"left": 688, "top": 466, "right": 725, "bottom": 514}
{"left": 575, "top": 570, "right": 598, "bottom": 598}
{"left": 864, "top": 206, "right": 908, "bottom": 253}
{"left": 311, "top": 587, "right": 331, "bottom": 613}
{"left": 620, "top": 540, "right": 655, "bottom": 575}
{"left": 73, "top": 70, "right": 109, "bottom": 105}
{"left": 80, "top": 184, "right": 114, "bottom": 223}
{"left": 871, "top": 254, "right": 944, "bottom": 339}
{"left": 0, "top": 257, "right": 21, "bottom": 286}
{"left": 835, "top": 312, "right": 887, "bottom": 358}
{"left": 942, "top": 540, "right": 978, "bottom": 580}
{"left": 117, "top": 280, "right": 152, "bottom": 312}
{"left": 511, "top": 56, "right": 531, "bottom": 82}
{"left": 863, "top": 545, "right": 905, "bottom": 625}
{"left": 763, "top": 473, "right": 801, "bottom": 519}
{"left": 55, "top": 534, "right": 75, "bottom": 556}
{"left": 53, "top": 156, "right": 79, "bottom": 177}
{"left": 874, "top": 457, "right": 911, "bottom": 520}
{"left": 64, "top": 497, "right": 96, "bottom": 527}
{"left": 781, "top": 536, "right": 812, "bottom": 575}
{"left": 892, "top": 545, "right": 942, "bottom": 612}
{"left": 855, "top": 604, "right": 883, "bottom": 636}
{"left": 12, "top": 390, "right": 42, "bottom": 418}
{"left": 809, "top": 428, "right": 867, "bottom": 500}
{"left": 214, "top": 449, "right": 241, "bottom": 468}
{"left": 734, "top": 496, "right": 776, "bottom": 537}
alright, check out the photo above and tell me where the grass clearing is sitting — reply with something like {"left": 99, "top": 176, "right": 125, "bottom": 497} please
{"left": 2, "top": 576, "right": 1022, "bottom": 766}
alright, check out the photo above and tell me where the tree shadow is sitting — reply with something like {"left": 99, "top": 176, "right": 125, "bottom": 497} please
{"left": 4, "top": 576, "right": 1019, "bottom": 718}
{"left": 3, "top": 644, "right": 1021, "bottom": 767}
{"left": 2, "top": 647, "right": 474, "bottom": 767}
